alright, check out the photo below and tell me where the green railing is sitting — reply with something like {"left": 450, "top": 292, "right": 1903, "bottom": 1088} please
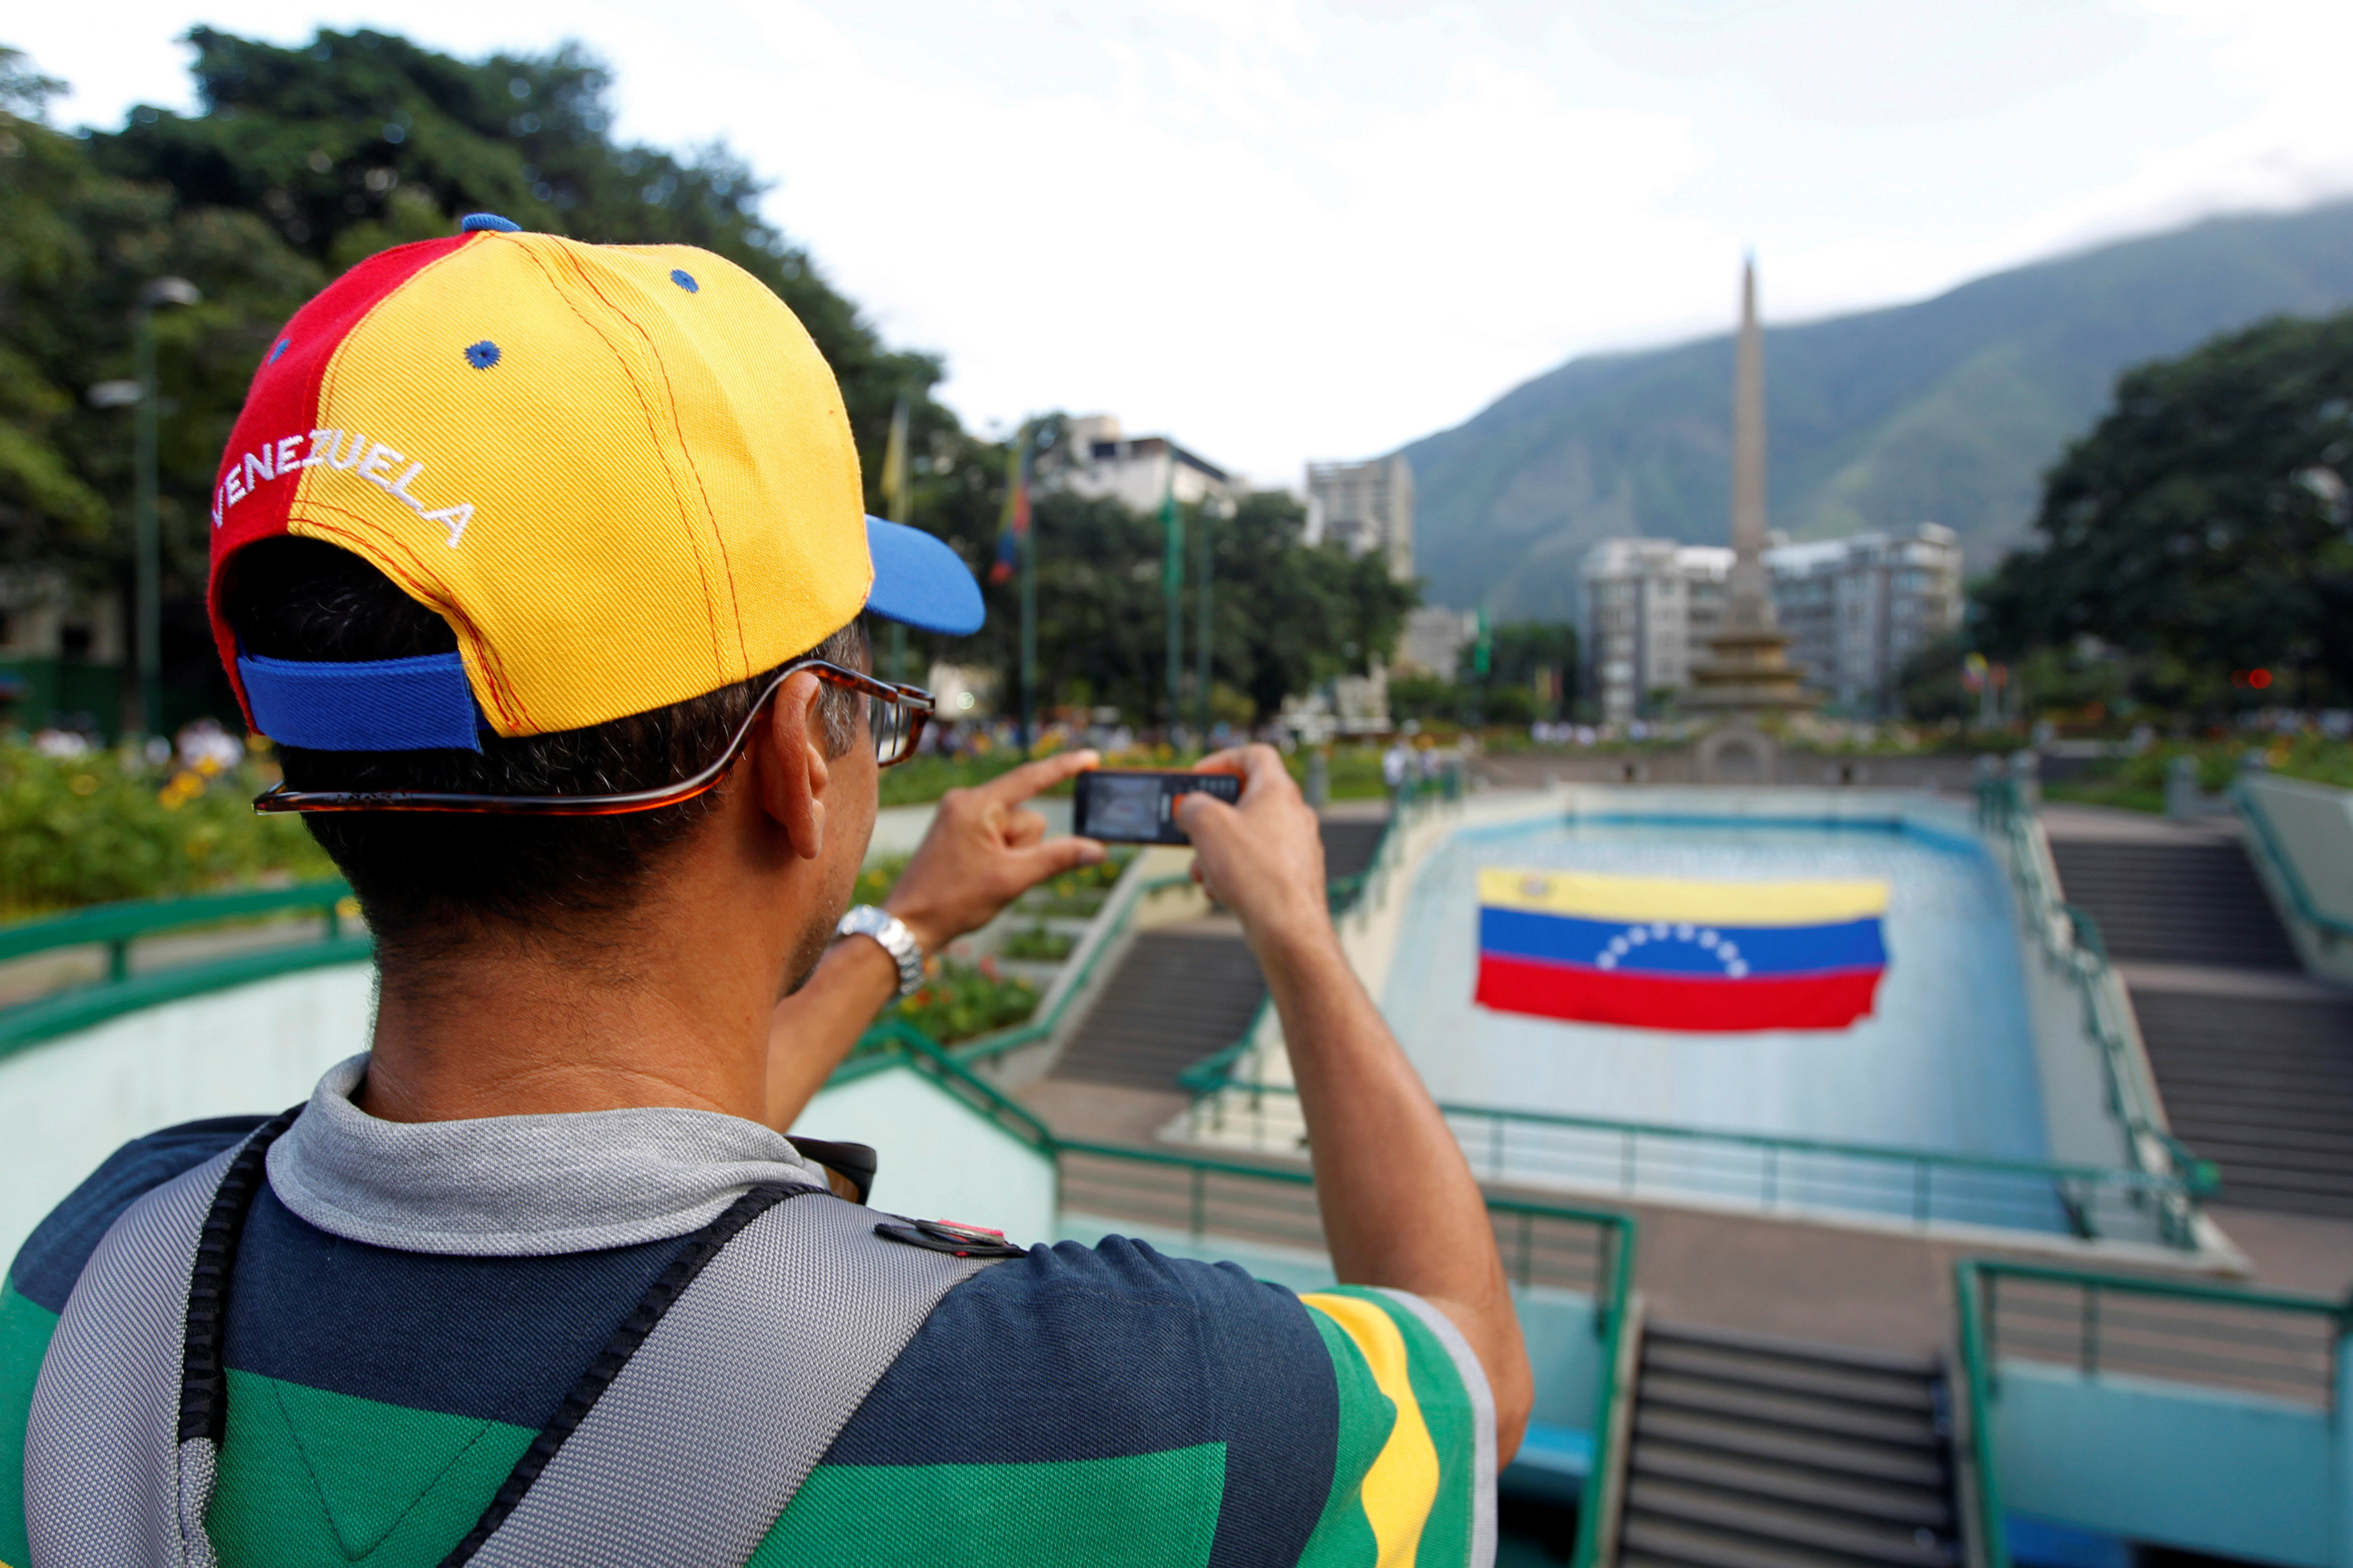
{"left": 1974, "top": 774, "right": 2215, "bottom": 1241}
{"left": 0, "top": 879, "right": 365, "bottom": 1058}
{"left": 1955, "top": 1257, "right": 2351, "bottom": 1568}
{"left": 2231, "top": 775, "right": 2353, "bottom": 943}
{"left": 1173, "top": 780, "right": 2212, "bottom": 1247}
{"left": 1185, "top": 1079, "right": 2205, "bottom": 1244}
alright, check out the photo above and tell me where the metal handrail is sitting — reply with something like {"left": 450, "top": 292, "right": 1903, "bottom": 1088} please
{"left": 1955, "top": 1257, "right": 2352, "bottom": 1568}
{"left": 2231, "top": 776, "right": 2353, "bottom": 941}
{"left": 1194, "top": 1079, "right": 2204, "bottom": 1195}
{"left": 0, "top": 878, "right": 354, "bottom": 968}
{"left": 1974, "top": 776, "right": 2213, "bottom": 1235}
{"left": 0, "top": 879, "right": 364, "bottom": 1057}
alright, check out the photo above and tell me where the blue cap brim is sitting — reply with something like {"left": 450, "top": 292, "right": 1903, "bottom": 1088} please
{"left": 863, "top": 515, "right": 984, "bottom": 636}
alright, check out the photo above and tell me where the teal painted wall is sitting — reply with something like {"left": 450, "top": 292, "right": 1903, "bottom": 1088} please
{"left": 1993, "top": 1361, "right": 2336, "bottom": 1568}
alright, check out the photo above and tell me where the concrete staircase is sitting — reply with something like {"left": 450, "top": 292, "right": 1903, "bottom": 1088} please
{"left": 1047, "top": 925, "right": 1267, "bottom": 1091}
{"left": 1620, "top": 1323, "right": 1958, "bottom": 1568}
{"left": 2044, "top": 837, "right": 2301, "bottom": 970}
{"left": 2046, "top": 819, "right": 2353, "bottom": 1219}
{"left": 1043, "top": 814, "right": 1390, "bottom": 1096}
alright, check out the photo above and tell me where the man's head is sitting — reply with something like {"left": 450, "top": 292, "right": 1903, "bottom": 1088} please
{"left": 207, "top": 217, "right": 980, "bottom": 975}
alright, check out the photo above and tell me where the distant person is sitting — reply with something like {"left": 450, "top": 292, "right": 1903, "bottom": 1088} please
{"left": 4, "top": 222, "right": 1527, "bottom": 1566}
{"left": 1382, "top": 738, "right": 1412, "bottom": 802}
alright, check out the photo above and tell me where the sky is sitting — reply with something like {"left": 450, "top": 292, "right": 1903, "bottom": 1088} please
{"left": 15, "top": 0, "right": 2353, "bottom": 489}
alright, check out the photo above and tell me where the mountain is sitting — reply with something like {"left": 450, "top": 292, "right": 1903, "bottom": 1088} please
{"left": 1403, "top": 200, "right": 2353, "bottom": 619}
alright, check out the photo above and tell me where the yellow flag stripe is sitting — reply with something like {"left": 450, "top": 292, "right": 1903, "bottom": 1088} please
{"left": 1302, "top": 1292, "right": 1441, "bottom": 1567}
{"left": 1477, "top": 868, "right": 1888, "bottom": 926}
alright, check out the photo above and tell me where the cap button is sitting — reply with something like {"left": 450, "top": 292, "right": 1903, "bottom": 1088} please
{"left": 461, "top": 213, "right": 522, "bottom": 233}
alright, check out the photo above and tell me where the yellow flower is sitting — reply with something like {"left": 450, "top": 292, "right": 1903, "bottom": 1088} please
{"left": 69, "top": 774, "right": 98, "bottom": 796}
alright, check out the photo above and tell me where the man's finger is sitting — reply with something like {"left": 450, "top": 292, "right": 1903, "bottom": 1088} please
{"left": 975, "top": 748, "right": 1101, "bottom": 808}
{"left": 1006, "top": 809, "right": 1047, "bottom": 849}
{"left": 1195, "top": 744, "right": 1287, "bottom": 798}
{"left": 1176, "top": 789, "right": 1240, "bottom": 842}
{"left": 1012, "top": 835, "right": 1106, "bottom": 882}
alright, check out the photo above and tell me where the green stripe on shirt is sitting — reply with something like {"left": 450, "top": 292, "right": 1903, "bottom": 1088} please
{"left": 0, "top": 1280, "right": 61, "bottom": 1568}
{"left": 750, "top": 1446, "right": 1227, "bottom": 1568}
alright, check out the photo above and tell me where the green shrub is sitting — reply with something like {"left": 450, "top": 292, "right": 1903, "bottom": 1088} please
{"left": 882, "top": 958, "right": 1038, "bottom": 1044}
{"left": 0, "top": 744, "right": 335, "bottom": 918}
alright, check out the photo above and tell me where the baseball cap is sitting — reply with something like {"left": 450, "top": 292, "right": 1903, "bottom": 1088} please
{"left": 207, "top": 213, "right": 982, "bottom": 754}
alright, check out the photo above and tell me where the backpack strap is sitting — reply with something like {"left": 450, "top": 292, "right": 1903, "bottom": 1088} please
{"left": 453, "top": 1185, "right": 997, "bottom": 1568}
{"left": 24, "top": 1109, "right": 297, "bottom": 1568}
{"left": 25, "top": 1117, "right": 994, "bottom": 1568}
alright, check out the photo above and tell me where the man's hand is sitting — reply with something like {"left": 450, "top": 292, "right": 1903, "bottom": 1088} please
{"left": 883, "top": 749, "right": 1107, "bottom": 954}
{"left": 1176, "top": 746, "right": 1332, "bottom": 959}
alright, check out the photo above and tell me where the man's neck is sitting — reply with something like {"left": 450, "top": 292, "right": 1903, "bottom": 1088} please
{"left": 355, "top": 854, "right": 814, "bottom": 1126}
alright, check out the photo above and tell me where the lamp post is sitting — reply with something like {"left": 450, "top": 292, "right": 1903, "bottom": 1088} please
{"left": 1160, "top": 457, "right": 1183, "bottom": 745}
{"left": 127, "top": 277, "right": 200, "bottom": 742}
{"left": 1194, "top": 496, "right": 1217, "bottom": 741}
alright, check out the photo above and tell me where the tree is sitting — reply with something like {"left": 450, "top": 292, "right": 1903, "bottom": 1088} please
{"left": 1978, "top": 311, "right": 2353, "bottom": 704}
{"left": 952, "top": 480, "right": 1418, "bottom": 727}
{"left": 1450, "top": 620, "right": 1577, "bottom": 724}
{"left": 1, "top": 30, "right": 961, "bottom": 720}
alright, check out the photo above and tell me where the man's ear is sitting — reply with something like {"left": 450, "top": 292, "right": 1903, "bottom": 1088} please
{"left": 756, "top": 671, "right": 832, "bottom": 861}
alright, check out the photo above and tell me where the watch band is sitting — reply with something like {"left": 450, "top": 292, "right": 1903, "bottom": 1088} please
{"left": 836, "top": 904, "right": 926, "bottom": 997}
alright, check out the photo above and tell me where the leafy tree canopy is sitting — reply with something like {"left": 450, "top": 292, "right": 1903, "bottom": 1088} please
{"left": 0, "top": 28, "right": 954, "bottom": 707}
{"left": 1978, "top": 311, "right": 2353, "bottom": 702}
{"left": 958, "top": 483, "right": 1418, "bottom": 727}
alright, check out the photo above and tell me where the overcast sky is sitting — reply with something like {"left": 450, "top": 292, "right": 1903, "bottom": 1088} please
{"left": 15, "top": 1, "right": 2353, "bottom": 488}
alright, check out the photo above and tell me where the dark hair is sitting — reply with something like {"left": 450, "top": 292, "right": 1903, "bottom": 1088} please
{"left": 224, "top": 537, "right": 864, "bottom": 958}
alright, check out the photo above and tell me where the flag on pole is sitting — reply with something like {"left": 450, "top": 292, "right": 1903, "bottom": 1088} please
{"left": 990, "top": 427, "right": 1030, "bottom": 585}
{"left": 880, "top": 396, "right": 911, "bottom": 524}
{"left": 1474, "top": 869, "right": 1890, "bottom": 1032}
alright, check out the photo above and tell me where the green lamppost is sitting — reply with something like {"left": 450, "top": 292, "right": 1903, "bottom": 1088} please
{"left": 1160, "top": 462, "right": 1183, "bottom": 744}
{"left": 1194, "top": 497, "right": 1218, "bottom": 741}
{"left": 92, "top": 276, "right": 201, "bottom": 743}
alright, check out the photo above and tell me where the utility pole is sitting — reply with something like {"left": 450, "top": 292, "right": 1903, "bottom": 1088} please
{"left": 130, "top": 277, "right": 200, "bottom": 743}
{"left": 1160, "top": 453, "right": 1184, "bottom": 744}
{"left": 1016, "top": 425, "right": 1038, "bottom": 756}
{"left": 879, "top": 396, "right": 912, "bottom": 684}
{"left": 1194, "top": 498, "right": 1215, "bottom": 740}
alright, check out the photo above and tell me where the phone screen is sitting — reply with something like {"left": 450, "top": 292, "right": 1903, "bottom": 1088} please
{"left": 1072, "top": 770, "right": 1243, "bottom": 844}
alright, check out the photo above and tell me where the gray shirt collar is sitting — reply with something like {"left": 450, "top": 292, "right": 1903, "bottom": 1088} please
{"left": 266, "top": 1053, "right": 828, "bottom": 1256}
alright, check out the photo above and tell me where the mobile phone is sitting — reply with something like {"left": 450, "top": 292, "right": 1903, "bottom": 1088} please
{"left": 1072, "top": 769, "right": 1243, "bottom": 844}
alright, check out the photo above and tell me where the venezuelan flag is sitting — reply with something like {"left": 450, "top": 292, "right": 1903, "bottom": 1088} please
{"left": 1475, "top": 869, "right": 1889, "bottom": 1032}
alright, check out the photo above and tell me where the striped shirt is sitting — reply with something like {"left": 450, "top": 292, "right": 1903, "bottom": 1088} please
{"left": 3, "top": 1061, "right": 1492, "bottom": 1568}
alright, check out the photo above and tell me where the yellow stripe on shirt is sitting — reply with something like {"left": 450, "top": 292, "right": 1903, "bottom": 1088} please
{"left": 1302, "top": 1293, "right": 1441, "bottom": 1567}
{"left": 1477, "top": 868, "right": 1888, "bottom": 927}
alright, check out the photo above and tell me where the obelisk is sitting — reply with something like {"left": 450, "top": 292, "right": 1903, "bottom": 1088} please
{"left": 1686, "top": 257, "right": 1813, "bottom": 717}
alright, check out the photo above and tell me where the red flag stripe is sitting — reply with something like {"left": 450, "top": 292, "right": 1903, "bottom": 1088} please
{"left": 1474, "top": 953, "right": 1884, "bottom": 1032}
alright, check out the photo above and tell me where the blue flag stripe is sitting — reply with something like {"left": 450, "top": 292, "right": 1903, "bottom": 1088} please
{"left": 1478, "top": 907, "right": 1885, "bottom": 977}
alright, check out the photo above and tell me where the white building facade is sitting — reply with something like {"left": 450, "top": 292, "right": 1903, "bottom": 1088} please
{"left": 1304, "top": 456, "right": 1414, "bottom": 581}
{"left": 1576, "top": 524, "right": 1963, "bottom": 720}
{"left": 1047, "top": 415, "right": 1244, "bottom": 512}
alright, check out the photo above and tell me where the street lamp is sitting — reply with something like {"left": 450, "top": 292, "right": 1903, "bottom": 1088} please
{"left": 93, "top": 277, "right": 200, "bottom": 742}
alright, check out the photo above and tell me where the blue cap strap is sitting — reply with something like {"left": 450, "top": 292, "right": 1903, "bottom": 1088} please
{"left": 238, "top": 650, "right": 483, "bottom": 753}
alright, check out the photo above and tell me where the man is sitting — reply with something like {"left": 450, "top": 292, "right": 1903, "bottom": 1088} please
{"left": 2, "top": 218, "right": 1529, "bottom": 1567}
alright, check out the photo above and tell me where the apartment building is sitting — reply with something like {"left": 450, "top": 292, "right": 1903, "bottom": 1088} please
{"left": 1576, "top": 524, "right": 1962, "bottom": 720}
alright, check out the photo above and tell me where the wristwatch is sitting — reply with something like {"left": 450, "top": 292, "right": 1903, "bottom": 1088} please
{"left": 837, "top": 904, "right": 926, "bottom": 997}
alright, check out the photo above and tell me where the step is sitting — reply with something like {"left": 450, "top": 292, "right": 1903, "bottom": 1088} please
{"left": 1640, "top": 1343, "right": 1936, "bottom": 1415}
{"left": 1644, "top": 1321, "right": 1943, "bottom": 1378}
{"left": 1633, "top": 1409, "right": 1948, "bottom": 1489}
{"left": 1622, "top": 1495, "right": 1952, "bottom": 1568}
{"left": 1638, "top": 1374, "right": 1941, "bottom": 1450}
{"left": 1628, "top": 1478, "right": 1955, "bottom": 1567}
{"left": 1630, "top": 1438, "right": 1952, "bottom": 1530}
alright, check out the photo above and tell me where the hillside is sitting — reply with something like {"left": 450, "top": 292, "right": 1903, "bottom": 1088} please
{"left": 1404, "top": 200, "right": 2353, "bottom": 619}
